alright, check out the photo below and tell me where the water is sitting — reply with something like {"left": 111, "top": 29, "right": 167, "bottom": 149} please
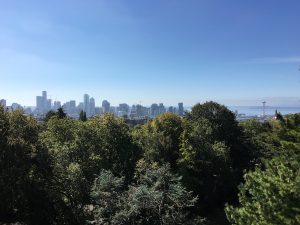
{"left": 184, "top": 106, "right": 300, "bottom": 116}
{"left": 228, "top": 106, "right": 300, "bottom": 116}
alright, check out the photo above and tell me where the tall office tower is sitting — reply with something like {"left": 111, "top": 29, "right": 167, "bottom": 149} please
{"left": 158, "top": 103, "right": 166, "bottom": 115}
{"left": 78, "top": 102, "right": 84, "bottom": 112}
{"left": 150, "top": 103, "right": 159, "bottom": 117}
{"left": 70, "top": 100, "right": 76, "bottom": 114}
{"left": 178, "top": 102, "right": 184, "bottom": 116}
{"left": 0, "top": 99, "right": 6, "bottom": 108}
{"left": 42, "top": 91, "right": 47, "bottom": 112}
{"left": 36, "top": 96, "right": 43, "bottom": 112}
{"left": 42, "top": 91, "right": 47, "bottom": 99}
{"left": 53, "top": 101, "right": 61, "bottom": 110}
{"left": 90, "top": 97, "right": 95, "bottom": 116}
{"left": 47, "top": 99, "right": 52, "bottom": 111}
{"left": 83, "top": 94, "right": 90, "bottom": 115}
{"left": 109, "top": 106, "right": 116, "bottom": 115}
{"left": 118, "top": 103, "right": 129, "bottom": 114}
{"left": 102, "top": 100, "right": 110, "bottom": 113}
{"left": 130, "top": 105, "right": 137, "bottom": 118}
{"left": 95, "top": 107, "right": 102, "bottom": 115}
{"left": 168, "top": 106, "right": 174, "bottom": 113}
{"left": 62, "top": 102, "right": 70, "bottom": 114}
{"left": 136, "top": 104, "right": 143, "bottom": 117}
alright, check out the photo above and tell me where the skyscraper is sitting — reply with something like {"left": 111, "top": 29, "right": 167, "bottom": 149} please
{"left": 53, "top": 101, "right": 61, "bottom": 110}
{"left": 158, "top": 103, "right": 166, "bottom": 115}
{"left": 0, "top": 99, "right": 6, "bottom": 108}
{"left": 42, "top": 91, "right": 48, "bottom": 112}
{"left": 90, "top": 97, "right": 95, "bottom": 116}
{"left": 178, "top": 102, "right": 184, "bottom": 116}
{"left": 150, "top": 103, "right": 159, "bottom": 117}
{"left": 47, "top": 99, "right": 52, "bottom": 111}
{"left": 36, "top": 91, "right": 51, "bottom": 113}
{"left": 70, "top": 100, "right": 76, "bottom": 114}
{"left": 36, "top": 96, "right": 43, "bottom": 112}
{"left": 83, "top": 94, "right": 90, "bottom": 115}
{"left": 102, "top": 100, "right": 110, "bottom": 113}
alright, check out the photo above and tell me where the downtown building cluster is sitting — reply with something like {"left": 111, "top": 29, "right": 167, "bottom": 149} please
{"left": 1, "top": 91, "right": 184, "bottom": 119}
{"left": 0, "top": 91, "right": 183, "bottom": 119}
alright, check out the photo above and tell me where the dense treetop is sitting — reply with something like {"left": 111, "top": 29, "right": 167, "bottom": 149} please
{"left": 0, "top": 102, "right": 299, "bottom": 225}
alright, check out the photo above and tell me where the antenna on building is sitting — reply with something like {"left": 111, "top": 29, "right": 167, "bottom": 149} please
{"left": 262, "top": 101, "right": 266, "bottom": 117}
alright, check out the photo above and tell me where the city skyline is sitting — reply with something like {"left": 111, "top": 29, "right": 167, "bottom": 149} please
{"left": 2, "top": 92, "right": 300, "bottom": 108}
{"left": 0, "top": 91, "right": 186, "bottom": 119}
{"left": 1, "top": 1, "right": 300, "bottom": 106}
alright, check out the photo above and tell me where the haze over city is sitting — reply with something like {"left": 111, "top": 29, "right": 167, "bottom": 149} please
{"left": 1, "top": 0, "right": 300, "bottom": 106}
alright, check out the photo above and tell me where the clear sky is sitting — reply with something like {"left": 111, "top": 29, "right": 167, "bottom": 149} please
{"left": 0, "top": 0, "right": 300, "bottom": 106}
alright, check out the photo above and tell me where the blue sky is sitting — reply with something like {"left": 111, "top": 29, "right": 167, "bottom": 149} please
{"left": 0, "top": 0, "right": 300, "bottom": 106}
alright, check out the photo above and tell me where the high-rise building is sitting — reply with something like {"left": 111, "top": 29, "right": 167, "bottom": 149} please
{"left": 150, "top": 103, "right": 159, "bottom": 117}
{"left": 0, "top": 99, "right": 6, "bottom": 108}
{"left": 42, "top": 91, "right": 48, "bottom": 112}
{"left": 70, "top": 100, "right": 76, "bottom": 114}
{"left": 95, "top": 107, "right": 102, "bottom": 115}
{"left": 90, "top": 97, "right": 95, "bottom": 116}
{"left": 78, "top": 102, "right": 84, "bottom": 112}
{"left": 136, "top": 104, "right": 143, "bottom": 117}
{"left": 36, "top": 96, "right": 43, "bottom": 112}
{"left": 158, "top": 103, "right": 166, "bottom": 115}
{"left": 47, "top": 99, "right": 52, "bottom": 111}
{"left": 102, "top": 100, "right": 110, "bottom": 113}
{"left": 53, "top": 101, "right": 61, "bottom": 110}
{"left": 168, "top": 106, "right": 174, "bottom": 113}
{"left": 118, "top": 103, "right": 129, "bottom": 114}
{"left": 35, "top": 91, "right": 51, "bottom": 113}
{"left": 109, "top": 106, "right": 116, "bottom": 115}
{"left": 42, "top": 91, "right": 47, "bottom": 99}
{"left": 178, "top": 102, "right": 184, "bottom": 116}
{"left": 83, "top": 94, "right": 90, "bottom": 115}
{"left": 135, "top": 104, "right": 149, "bottom": 117}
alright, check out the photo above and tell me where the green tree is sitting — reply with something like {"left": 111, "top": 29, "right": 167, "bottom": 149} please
{"left": 44, "top": 110, "right": 57, "bottom": 122}
{"left": 57, "top": 107, "right": 67, "bottom": 119}
{"left": 133, "top": 112, "right": 183, "bottom": 169}
{"left": 39, "top": 114, "right": 138, "bottom": 223}
{"left": 90, "top": 164, "right": 198, "bottom": 225}
{"left": 79, "top": 110, "right": 87, "bottom": 121}
{"left": 118, "top": 164, "right": 198, "bottom": 225}
{"left": 0, "top": 106, "right": 54, "bottom": 224}
{"left": 90, "top": 170, "right": 125, "bottom": 224}
{"left": 179, "top": 118, "right": 234, "bottom": 212}
{"left": 225, "top": 154, "right": 300, "bottom": 225}
{"left": 188, "top": 101, "right": 255, "bottom": 171}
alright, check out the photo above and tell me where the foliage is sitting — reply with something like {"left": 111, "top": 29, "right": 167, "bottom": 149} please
{"left": 90, "top": 164, "right": 198, "bottom": 225}
{"left": 225, "top": 154, "right": 300, "bottom": 225}
{"left": 79, "top": 110, "right": 87, "bottom": 121}
{"left": 0, "top": 106, "right": 55, "bottom": 224}
{"left": 90, "top": 170, "right": 125, "bottom": 224}
{"left": 38, "top": 113, "right": 138, "bottom": 223}
{"left": 226, "top": 113, "right": 300, "bottom": 225}
{"left": 57, "top": 107, "right": 67, "bottom": 119}
{"left": 44, "top": 110, "right": 57, "bottom": 122}
{"left": 179, "top": 102, "right": 256, "bottom": 213}
{"left": 1, "top": 103, "right": 299, "bottom": 225}
{"left": 133, "top": 113, "right": 183, "bottom": 168}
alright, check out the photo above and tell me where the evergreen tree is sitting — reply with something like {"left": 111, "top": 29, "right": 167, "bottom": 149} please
{"left": 57, "top": 107, "right": 67, "bottom": 119}
{"left": 79, "top": 110, "right": 87, "bottom": 121}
